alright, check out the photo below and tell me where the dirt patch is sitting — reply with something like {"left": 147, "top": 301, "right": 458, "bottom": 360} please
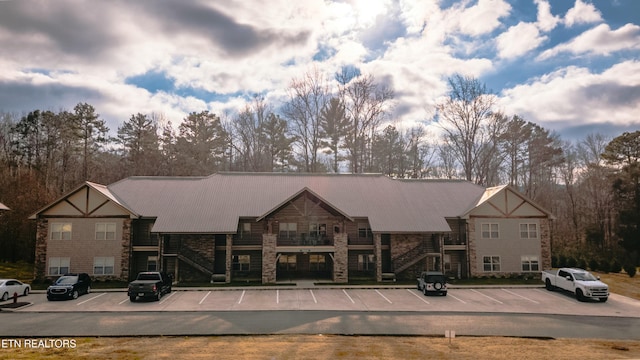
{"left": 1, "top": 336, "right": 639, "bottom": 360}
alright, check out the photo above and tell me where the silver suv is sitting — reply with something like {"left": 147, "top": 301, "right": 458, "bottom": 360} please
{"left": 417, "top": 271, "right": 447, "bottom": 296}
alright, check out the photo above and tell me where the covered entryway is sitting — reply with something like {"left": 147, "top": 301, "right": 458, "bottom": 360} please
{"left": 275, "top": 252, "right": 333, "bottom": 281}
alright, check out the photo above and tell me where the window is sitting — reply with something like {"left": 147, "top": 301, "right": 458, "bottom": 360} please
{"left": 521, "top": 256, "right": 539, "bottom": 272}
{"left": 278, "top": 254, "right": 297, "bottom": 271}
{"left": 96, "top": 223, "right": 116, "bottom": 240}
{"left": 309, "top": 223, "right": 327, "bottom": 238}
{"left": 51, "top": 223, "right": 72, "bottom": 240}
{"left": 358, "top": 254, "right": 375, "bottom": 271}
{"left": 279, "top": 223, "right": 297, "bottom": 239}
{"left": 49, "top": 257, "right": 70, "bottom": 275}
{"left": 147, "top": 256, "right": 158, "bottom": 271}
{"left": 93, "top": 257, "right": 114, "bottom": 275}
{"left": 444, "top": 254, "right": 451, "bottom": 272}
{"left": 483, "top": 256, "right": 501, "bottom": 272}
{"left": 232, "top": 255, "right": 250, "bottom": 271}
{"left": 358, "top": 223, "right": 372, "bottom": 238}
{"left": 520, "top": 224, "right": 538, "bottom": 239}
{"left": 481, "top": 223, "right": 499, "bottom": 239}
{"left": 238, "top": 223, "right": 251, "bottom": 239}
{"left": 310, "top": 254, "right": 326, "bottom": 271}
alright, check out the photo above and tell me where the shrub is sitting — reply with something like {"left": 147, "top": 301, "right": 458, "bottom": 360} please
{"left": 599, "top": 259, "right": 611, "bottom": 273}
{"left": 624, "top": 263, "right": 637, "bottom": 278}
{"left": 566, "top": 256, "right": 577, "bottom": 268}
{"left": 551, "top": 254, "right": 559, "bottom": 268}
{"left": 576, "top": 258, "right": 587, "bottom": 270}
{"left": 588, "top": 259, "right": 599, "bottom": 271}
{"left": 611, "top": 260, "right": 622, "bottom": 273}
{"left": 558, "top": 254, "right": 567, "bottom": 268}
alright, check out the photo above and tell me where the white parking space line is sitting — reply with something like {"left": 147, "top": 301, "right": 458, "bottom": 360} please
{"left": 118, "top": 297, "right": 130, "bottom": 305}
{"left": 471, "top": 289, "right": 503, "bottom": 304}
{"left": 533, "top": 289, "right": 576, "bottom": 304}
{"left": 276, "top": 290, "right": 280, "bottom": 304}
{"left": 238, "top": 290, "right": 246, "bottom": 304}
{"left": 447, "top": 293, "right": 466, "bottom": 304}
{"left": 77, "top": 292, "right": 106, "bottom": 306}
{"left": 407, "top": 289, "right": 430, "bottom": 304}
{"left": 159, "top": 291, "right": 177, "bottom": 304}
{"left": 309, "top": 290, "right": 317, "bottom": 304}
{"left": 502, "top": 289, "right": 539, "bottom": 304}
{"left": 199, "top": 291, "right": 211, "bottom": 305}
{"left": 375, "top": 290, "right": 392, "bottom": 304}
{"left": 342, "top": 289, "right": 355, "bottom": 304}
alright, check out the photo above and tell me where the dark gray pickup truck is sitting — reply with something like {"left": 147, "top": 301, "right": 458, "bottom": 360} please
{"left": 127, "top": 271, "right": 172, "bottom": 302}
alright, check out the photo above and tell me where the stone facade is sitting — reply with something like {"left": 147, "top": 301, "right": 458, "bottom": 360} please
{"left": 467, "top": 218, "right": 479, "bottom": 277}
{"left": 540, "top": 218, "right": 552, "bottom": 270}
{"left": 374, "top": 233, "right": 382, "bottom": 282}
{"left": 225, "top": 234, "right": 232, "bottom": 283}
{"left": 261, "top": 234, "right": 277, "bottom": 283}
{"left": 333, "top": 233, "right": 348, "bottom": 282}
{"left": 120, "top": 219, "right": 131, "bottom": 281}
{"left": 34, "top": 219, "right": 48, "bottom": 280}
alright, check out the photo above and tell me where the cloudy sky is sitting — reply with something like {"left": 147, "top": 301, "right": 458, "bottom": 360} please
{"left": 0, "top": 0, "right": 638, "bottom": 141}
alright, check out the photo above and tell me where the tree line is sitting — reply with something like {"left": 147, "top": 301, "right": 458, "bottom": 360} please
{"left": 0, "top": 70, "right": 638, "bottom": 274}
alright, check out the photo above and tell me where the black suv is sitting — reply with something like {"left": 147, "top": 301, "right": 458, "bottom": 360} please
{"left": 417, "top": 271, "right": 447, "bottom": 296}
{"left": 47, "top": 273, "right": 92, "bottom": 300}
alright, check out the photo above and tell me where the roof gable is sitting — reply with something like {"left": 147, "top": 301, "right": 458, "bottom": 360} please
{"left": 464, "top": 185, "right": 554, "bottom": 219}
{"left": 256, "top": 187, "right": 354, "bottom": 222}
{"left": 29, "top": 182, "right": 138, "bottom": 219}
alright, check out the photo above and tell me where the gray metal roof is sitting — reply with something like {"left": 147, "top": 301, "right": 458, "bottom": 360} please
{"left": 107, "top": 173, "right": 487, "bottom": 234}
{"left": 0, "top": 202, "right": 9, "bottom": 211}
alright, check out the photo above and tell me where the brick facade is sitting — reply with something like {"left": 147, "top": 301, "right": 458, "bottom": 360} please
{"left": 261, "top": 234, "right": 277, "bottom": 283}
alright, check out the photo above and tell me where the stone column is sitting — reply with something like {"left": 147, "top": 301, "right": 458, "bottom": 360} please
{"left": 374, "top": 233, "right": 382, "bottom": 282}
{"left": 262, "top": 233, "right": 277, "bottom": 284}
{"left": 120, "top": 219, "right": 131, "bottom": 281}
{"left": 539, "top": 219, "right": 552, "bottom": 270}
{"left": 226, "top": 234, "right": 233, "bottom": 283}
{"left": 333, "top": 233, "right": 348, "bottom": 283}
{"left": 467, "top": 218, "right": 478, "bottom": 277}
{"left": 34, "top": 219, "right": 48, "bottom": 280}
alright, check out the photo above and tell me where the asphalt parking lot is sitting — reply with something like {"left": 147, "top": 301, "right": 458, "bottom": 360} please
{"left": 6, "top": 286, "right": 640, "bottom": 318}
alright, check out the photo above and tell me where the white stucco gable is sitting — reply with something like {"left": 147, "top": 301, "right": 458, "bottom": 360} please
{"left": 462, "top": 185, "right": 555, "bottom": 219}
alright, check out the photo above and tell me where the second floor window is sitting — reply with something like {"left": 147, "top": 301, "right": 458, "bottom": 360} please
{"left": 51, "top": 223, "right": 72, "bottom": 240}
{"left": 279, "top": 223, "right": 297, "bottom": 239}
{"left": 481, "top": 223, "right": 499, "bottom": 239}
{"left": 358, "top": 223, "right": 372, "bottom": 238}
{"left": 520, "top": 224, "right": 538, "bottom": 239}
{"left": 96, "top": 223, "right": 116, "bottom": 240}
{"left": 238, "top": 223, "right": 251, "bottom": 239}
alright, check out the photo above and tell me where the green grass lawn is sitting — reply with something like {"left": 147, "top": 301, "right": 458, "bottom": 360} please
{"left": 0, "top": 261, "right": 33, "bottom": 283}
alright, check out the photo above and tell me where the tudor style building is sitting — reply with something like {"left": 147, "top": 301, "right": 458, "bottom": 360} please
{"left": 30, "top": 173, "right": 554, "bottom": 283}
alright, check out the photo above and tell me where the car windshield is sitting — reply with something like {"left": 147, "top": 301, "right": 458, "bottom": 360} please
{"left": 55, "top": 276, "right": 78, "bottom": 285}
{"left": 573, "top": 272, "right": 597, "bottom": 281}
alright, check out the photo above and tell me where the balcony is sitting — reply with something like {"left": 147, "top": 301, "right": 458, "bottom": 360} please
{"left": 277, "top": 234, "right": 333, "bottom": 247}
{"left": 443, "top": 235, "right": 466, "bottom": 250}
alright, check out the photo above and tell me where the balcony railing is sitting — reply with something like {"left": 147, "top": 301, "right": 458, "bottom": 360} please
{"left": 277, "top": 234, "right": 333, "bottom": 247}
{"left": 443, "top": 235, "right": 466, "bottom": 246}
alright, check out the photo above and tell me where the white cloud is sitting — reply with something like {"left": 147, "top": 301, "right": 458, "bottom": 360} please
{"left": 448, "top": 0, "right": 512, "bottom": 36}
{"left": 538, "top": 23, "right": 640, "bottom": 60}
{"left": 499, "top": 60, "right": 640, "bottom": 128}
{"left": 534, "top": 0, "right": 561, "bottom": 32}
{"left": 496, "top": 22, "right": 547, "bottom": 59}
{"left": 565, "top": 0, "right": 603, "bottom": 27}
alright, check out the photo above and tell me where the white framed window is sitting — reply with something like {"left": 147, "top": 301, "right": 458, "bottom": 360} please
{"left": 232, "top": 255, "right": 250, "bottom": 271}
{"left": 147, "top": 256, "right": 158, "bottom": 271}
{"left": 483, "top": 256, "right": 501, "bottom": 272}
{"left": 481, "top": 223, "right": 499, "bottom": 239}
{"left": 95, "top": 223, "right": 116, "bottom": 240}
{"left": 309, "top": 223, "right": 327, "bottom": 238}
{"left": 358, "top": 254, "right": 375, "bottom": 271}
{"left": 51, "top": 223, "right": 72, "bottom": 240}
{"left": 278, "top": 254, "right": 297, "bottom": 270}
{"left": 520, "top": 223, "right": 538, "bottom": 239}
{"left": 93, "top": 257, "right": 115, "bottom": 275}
{"left": 49, "top": 257, "right": 70, "bottom": 275}
{"left": 310, "top": 254, "right": 326, "bottom": 271}
{"left": 521, "top": 256, "right": 539, "bottom": 272}
{"left": 279, "top": 223, "right": 297, "bottom": 239}
{"left": 358, "top": 223, "right": 372, "bottom": 238}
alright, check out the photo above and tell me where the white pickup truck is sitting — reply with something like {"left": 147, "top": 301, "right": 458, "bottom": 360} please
{"left": 541, "top": 268, "right": 609, "bottom": 302}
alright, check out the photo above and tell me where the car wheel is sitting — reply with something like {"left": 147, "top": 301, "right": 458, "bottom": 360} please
{"left": 129, "top": 295, "right": 136, "bottom": 302}
{"left": 156, "top": 291, "right": 162, "bottom": 301}
{"left": 575, "top": 289, "right": 585, "bottom": 302}
{"left": 442, "top": 291, "right": 447, "bottom": 296}
{"left": 600, "top": 297, "right": 608, "bottom": 303}
{"left": 417, "top": 283, "right": 421, "bottom": 291}
{"left": 23, "top": 288, "right": 29, "bottom": 296}
{"left": 1, "top": 292, "right": 7, "bottom": 301}
{"left": 545, "top": 279, "right": 554, "bottom": 291}
{"left": 72, "top": 290, "right": 79, "bottom": 300}
{"left": 423, "top": 287, "right": 428, "bottom": 296}
{"left": 47, "top": 296, "right": 52, "bottom": 301}
{"left": 86, "top": 286, "right": 91, "bottom": 295}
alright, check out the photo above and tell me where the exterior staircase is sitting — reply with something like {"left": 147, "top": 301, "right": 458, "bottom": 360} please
{"left": 177, "top": 245, "right": 215, "bottom": 276}
{"left": 392, "top": 240, "right": 431, "bottom": 274}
